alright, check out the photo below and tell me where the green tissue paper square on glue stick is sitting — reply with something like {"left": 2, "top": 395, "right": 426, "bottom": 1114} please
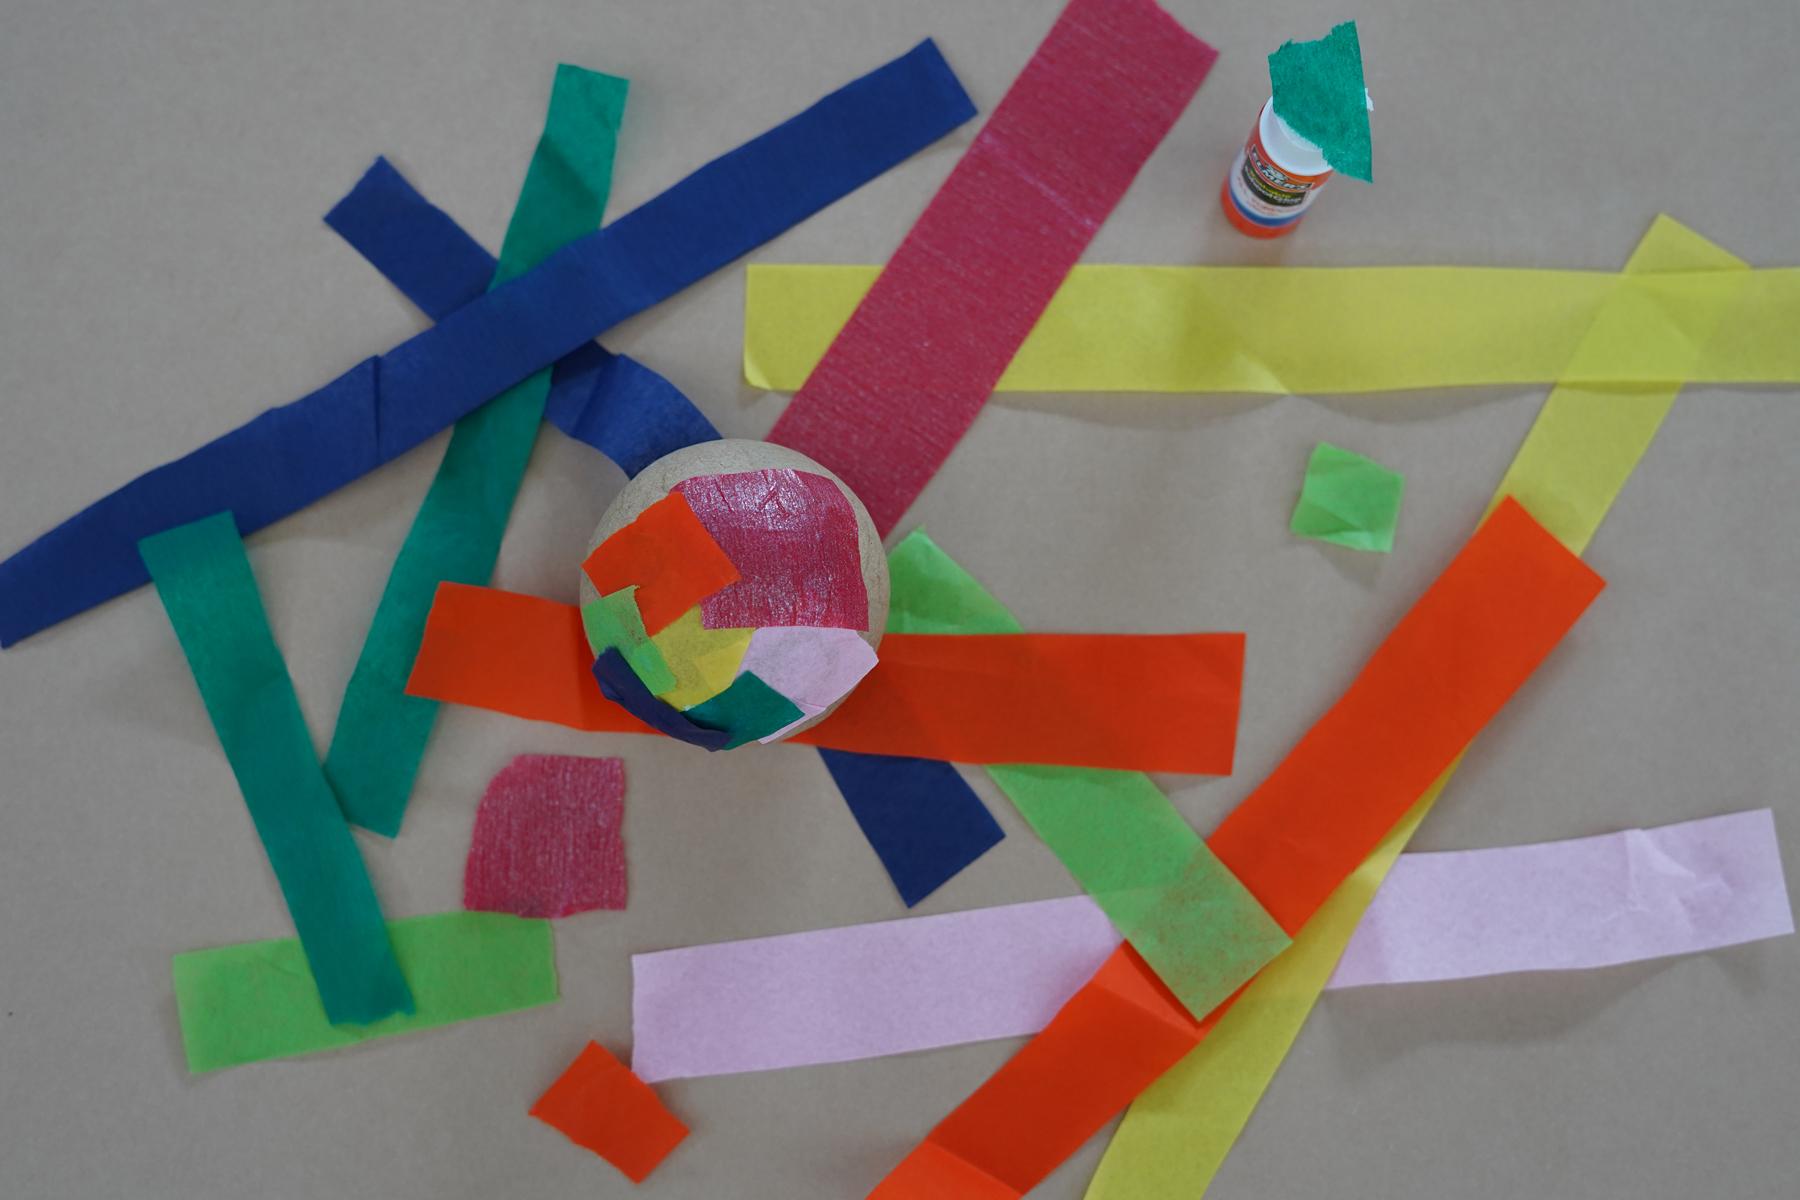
{"left": 1290, "top": 441, "right": 1405, "bottom": 553}
{"left": 885, "top": 530, "right": 1289, "bottom": 1018}
{"left": 173, "top": 912, "right": 558, "bottom": 1073}
{"left": 1269, "top": 20, "right": 1372, "bottom": 182}
{"left": 324, "top": 65, "right": 628, "bottom": 838}
{"left": 581, "top": 587, "right": 678, "bottom": 695}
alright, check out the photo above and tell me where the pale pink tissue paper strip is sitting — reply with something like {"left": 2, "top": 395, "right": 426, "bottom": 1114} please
{"left": 736, "top": 626, "right": 878, "bottom": 742}
{"left": 630, "top": 810, "right": 1792, "bottom": 1081}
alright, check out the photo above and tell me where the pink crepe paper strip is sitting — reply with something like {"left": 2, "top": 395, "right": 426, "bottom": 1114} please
{"left": 767, "top": 0, "right": 1218, "bottom": 535}
{"left": 673, "top": 469, "right": 868, "bottom": 630}
{"left": 629, "top": 810, "right": 1793, "bottom": 1081}
{"left": 737, "top": 626, "right": 879, "bottom": 742}
{"left": 463, "top": 754, "right": 627, "bottom": 919}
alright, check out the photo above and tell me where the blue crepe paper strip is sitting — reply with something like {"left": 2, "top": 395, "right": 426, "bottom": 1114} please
{"left": 324, "top": 105, "right": 1004, "bottom": 909}
{"left": 591, "top": 647, "right": 731, "bottom": 751}
{"left": 816, "top": 749, "right": 1006, "bottom": 907}
{"left": 324, "top": 156, "right": 718, "bottom": 477}
{"left": 0, "top": 39, "right": 976, "bottom": 645}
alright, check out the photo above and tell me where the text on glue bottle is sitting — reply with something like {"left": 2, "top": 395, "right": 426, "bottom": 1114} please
{"left": 1221, "top": 97, "right": 1333, "bottom": 239}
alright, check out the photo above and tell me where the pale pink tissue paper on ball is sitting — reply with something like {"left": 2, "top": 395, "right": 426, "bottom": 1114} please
{"left": 463, "top": 754, "right": 627, "bottom": 919}
{"left": 737, "top": 626, "right": 878, "bottom": 742}
{"left": 673, "top": 469, "right": 868, "bottom": 630}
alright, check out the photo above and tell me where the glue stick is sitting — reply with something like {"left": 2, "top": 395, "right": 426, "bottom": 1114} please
{"left": 1221, "top": 97, "right": 1332, "bottom": 238}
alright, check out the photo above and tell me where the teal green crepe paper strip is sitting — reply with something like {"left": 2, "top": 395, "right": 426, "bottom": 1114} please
{"left": 139, "top": 512, "right": 412, "bottom": 1026}
{"left": 325, "top": 66, "right": 627, "bottom": 837}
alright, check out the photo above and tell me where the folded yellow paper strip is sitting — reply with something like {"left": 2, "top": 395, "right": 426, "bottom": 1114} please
{"left": 1083, "top": 213, "right": 1747, "bottom": 1199}
{"left": 745, "top": 254, "right": 1792, "bottom": 394}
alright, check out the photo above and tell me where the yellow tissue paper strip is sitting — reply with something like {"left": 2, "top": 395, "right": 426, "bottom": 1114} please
{"left": 1084, "top": 213, "right": 1747, "bottom": 1199}
{"left": 649, "top": 607, "right": 753, "bottom": 709}
{"left": 745, "top": 255, "right": 1792, "bottom": 395}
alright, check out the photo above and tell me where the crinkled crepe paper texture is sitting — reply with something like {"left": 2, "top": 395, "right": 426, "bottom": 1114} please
{"left": 0, "top": 38, "right": 977, "bottom": 646}
{"left": 139, "top": 513, "right": 410, "bottom": 1026}
{"left": 463, "top": 754, "right": 627, "bottom": 919}
{"left": 884, "top": 529, "right": 1284, "bottom": 1022}
{"left": 767, "top": 0, "right": 1217, "bottom": 536}
{"left": 1086, "top": 213, "right": 1745, "bottom": 1200}
{"left": 325, "top": 65, "right": 625, "bottom": 837}
{"left": 627, "top": 810, "right": 1792, "bottom": 1081}
{"left": 742, "top": 261, "right": 1799, "bottom": 394}
{"left": 530, "top": 1042, "right": 689, "bottom": 1183}
{"left": 403, "top": 582, "right": 1243, "bottom": 771}
{"left": 1268, "top": 20, "right": 1372, "bottom": 181}
{"left": 1328, "top": 808, "right": 1795, "bottom": 986}
{"left": 173, "top": 912, "right": 556, "bottom": 1073}
{"left": 873, "top": 501, "right": 1603, "bottom": 1196}
{"left": 674, "top": 469, "right": 869, "bottom": 630}
{"left": 1289, "top": 442, "right": 1404, "bottom": 553}
{"left": 739, "top": 626, "right": 878, "bottom": 740}
{"left": 581, "top": 492, "right": 741, "bottom": 636}
{"left": 323, "top": 156, "right": 718, "bottom": 477}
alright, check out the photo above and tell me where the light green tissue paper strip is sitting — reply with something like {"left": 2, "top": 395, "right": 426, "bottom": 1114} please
{"left": 581, "top": 586, "right": 677, "bottom": 694}
{"left": 325, "top": 65, "right": 627, "bottom": 837}
{"left": 886, "top": 530, "right": 1289, "bottom": 1018}
{"left": 173, "top": 912, "right": 558, "bottom": 1073}
{"left": 140, "top": 513, "right": 412, "bottom": 1028}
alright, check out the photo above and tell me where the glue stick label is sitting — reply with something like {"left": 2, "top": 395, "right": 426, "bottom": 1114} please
{"left": 1222, "top": 112, "right": 1331, "bottom": 238}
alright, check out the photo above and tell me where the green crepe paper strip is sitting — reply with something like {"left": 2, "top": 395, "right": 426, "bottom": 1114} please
{"left": 1269, "top": 20, "right": 1372, "bottom": 182}
{"left": 581, "top": 587, "right": 677, "bottom": 694}
{"left": 325, "top": 65, "right": 628, "bottom": 837}
{"left": 139, "top": 512, "right": 412, "bottom": 1026}
{"left": 885, "top": 530, "right": 1290, "bottom": 1017}
{"left": 173, "top": 912, "right": 558, "bottom": 1073}
{"left": 1289, "top": 441, "right": 1405, "bottom": 553}
{"left": 684, "top": 670, "right": 807, "bottom": 748}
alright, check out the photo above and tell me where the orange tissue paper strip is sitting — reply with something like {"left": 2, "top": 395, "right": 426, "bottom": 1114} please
{"left": 865, "top": 498, "right": 1605, "bottom": 1197}
{"left": 789, "top": 632, "right": 1243, "bottom": 773}
{"left": 580, "top": 493, "right": 741, "bottom": 635}
{"left": 406, "top": 583, "right": 1245, "bottom": 773}
{"left": 530, "top": 1041, "right": 689, "bottom": 1183}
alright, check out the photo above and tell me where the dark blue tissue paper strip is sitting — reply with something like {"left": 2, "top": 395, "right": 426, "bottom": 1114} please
{"left": 591, "top": 648, "right": 731, "bottom": 751}
{"left": 0, "top": 39, "right": 975, "bottom": 645}
{"left": 324, "top": 156, "right": 719, "bottom": 477}
{"left": 816, "top": 749, "right": 1006, "bottom": 907}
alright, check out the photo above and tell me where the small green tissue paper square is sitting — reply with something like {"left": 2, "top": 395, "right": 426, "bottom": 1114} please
{"left": 1290, "top": 442, "right": 1405, "bottom": 553}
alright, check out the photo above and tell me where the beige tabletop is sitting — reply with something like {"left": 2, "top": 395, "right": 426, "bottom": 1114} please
{"left": 1, "top": 1, "right": 1796, "bottom": 1197}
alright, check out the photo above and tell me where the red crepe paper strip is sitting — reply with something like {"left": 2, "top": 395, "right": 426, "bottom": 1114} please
{"left": 462, "top": 754, "right": 627, "bottom": 919}
{"left": 865, "top": 498, "right": 1606, "bottom": 1197}
{"left": 580, "top": 493, "right": 740, "bottom": 635}
{"left": 406, "top": 584, "right": 1244, "bottom": 773}
{"left": 767, "top": 0, "right": 1218, "bottom": 535}
{"left": 673, "top": 469, "right": 869, "bottom": 630}
{"left": 789, "top": 632, "right": 1243, "bottom": 774}
{"left": 530, "top": 1041, "right": 688, "bottom": 1183}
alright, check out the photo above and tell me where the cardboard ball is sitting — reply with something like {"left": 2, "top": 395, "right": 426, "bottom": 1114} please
{"left": 583, "top": 440, "right": 888, "bottom": 742}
